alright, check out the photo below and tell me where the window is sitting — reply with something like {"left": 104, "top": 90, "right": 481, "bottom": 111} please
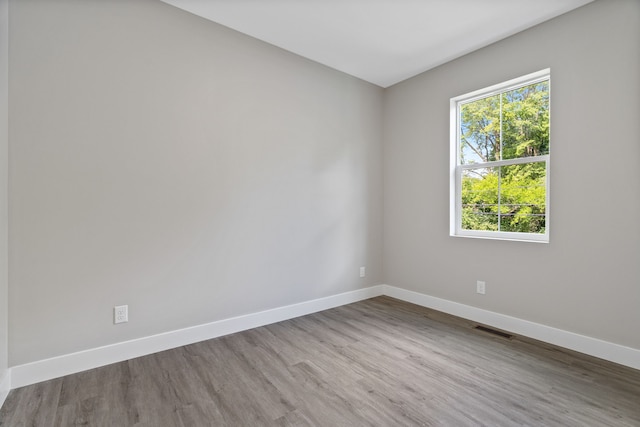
{"left": 450, "top": 69, "right": 550, "bottom": 242}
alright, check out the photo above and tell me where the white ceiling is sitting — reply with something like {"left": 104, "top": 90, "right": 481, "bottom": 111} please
{"left": 160, "top": 0, "right": 593, "bottom": 88}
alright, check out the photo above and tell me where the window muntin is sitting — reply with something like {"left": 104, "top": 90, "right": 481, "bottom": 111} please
{"left": 451, "top": 69, "right": 550, "bottom": 242}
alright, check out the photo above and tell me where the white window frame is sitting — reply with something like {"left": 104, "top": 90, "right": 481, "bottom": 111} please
{"left": 449, "top": 69, "right": 550, "bottom": 243}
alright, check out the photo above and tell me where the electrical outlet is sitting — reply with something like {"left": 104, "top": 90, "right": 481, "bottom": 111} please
{"left": 114, "top": 305, "right": 128, "bottom": 324}
{"left": 476, "top": 281, "right": 486, "bottom": 295}
{"left": 360, "top": 266, "right": 366, "bottom": 278}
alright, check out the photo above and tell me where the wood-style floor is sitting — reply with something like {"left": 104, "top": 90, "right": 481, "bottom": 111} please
{"left": 1, "top": 296, "right": 639, "bottom": 426}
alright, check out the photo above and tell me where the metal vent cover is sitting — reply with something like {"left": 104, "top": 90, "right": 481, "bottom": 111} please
{"left": 474, "top": 325, "right": 514, "bottom": 339}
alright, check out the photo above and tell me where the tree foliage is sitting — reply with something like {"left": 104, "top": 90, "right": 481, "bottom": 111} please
{"left": 460, "top": 81, "right": 549, "bottom": 234}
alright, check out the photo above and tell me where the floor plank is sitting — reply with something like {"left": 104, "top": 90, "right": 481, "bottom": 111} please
{"left": 2, "top": 296, "right": 639, "bottom": 426}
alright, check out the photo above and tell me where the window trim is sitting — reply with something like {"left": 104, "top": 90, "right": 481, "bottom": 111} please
{"left": 449, "top": 69, "right": 551, "bottom": 243}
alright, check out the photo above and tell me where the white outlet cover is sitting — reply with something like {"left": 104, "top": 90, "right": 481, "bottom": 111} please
{"left": 476, "top": 281, "right": 486, "bottom": 295}
{"left": 114, "top": 305, "right": 128, "bottom": 324}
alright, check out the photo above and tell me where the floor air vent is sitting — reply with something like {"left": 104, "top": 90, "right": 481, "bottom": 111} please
{"left": 474, "top": 325, "right": 513, "bottom": 339}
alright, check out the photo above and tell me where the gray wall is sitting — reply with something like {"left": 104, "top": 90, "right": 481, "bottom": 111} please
{"left": 7, "top": 0, "right": 639, "bottom": 369}
{"left": 8, "top": 0, "right": 383, "bottom": 365}
{"left": 383, "top": 0, "right": 640, "bottom": 350}
{"left": 0, "top": 0, "right": 8, "bottom": 380}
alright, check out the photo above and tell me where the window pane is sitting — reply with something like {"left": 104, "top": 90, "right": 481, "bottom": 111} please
{"left": 461, "top": 162, "right": 546, "bottom": 234}
{"left": 501, "top": 81, "right": 549, "bottom": 160}
{"left": 499, "top": 162, "right": 546, "bottom": 234}
{"left": 460, "top": 95, "right": 500, "bottom": 165}
{"left": 461, "top": 167, "right": 499, "bottom": 231}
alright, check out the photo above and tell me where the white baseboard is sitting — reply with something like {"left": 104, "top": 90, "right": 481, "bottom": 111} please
{"left": 10, "top": 285, "right": 385, "bottom": 389}
{"left": 0, "top": 369, "right": 10, "bottom": 408}
{"left": 382, "top": 285, "right": 640, "bottom": 371}
{"left": 8, "top": 283, "right": 639, "bottom": 391}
